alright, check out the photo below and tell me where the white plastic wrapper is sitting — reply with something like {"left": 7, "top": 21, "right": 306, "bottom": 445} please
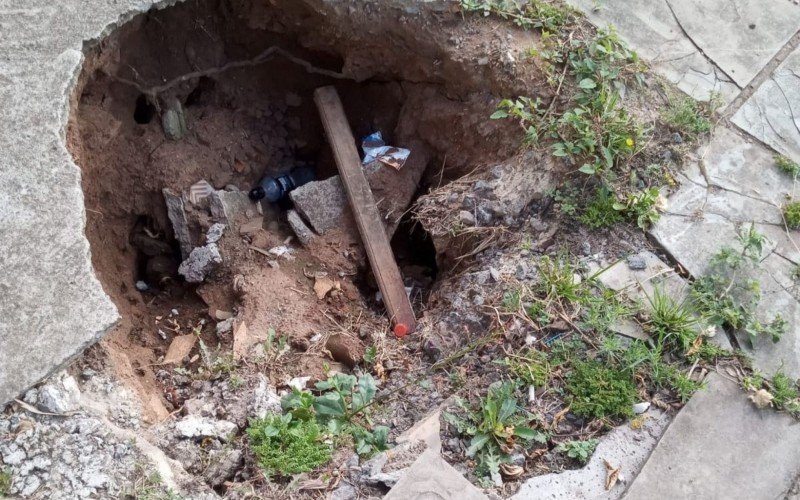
{"left": 361, "top": 131, "right": 410, "bottom": 170}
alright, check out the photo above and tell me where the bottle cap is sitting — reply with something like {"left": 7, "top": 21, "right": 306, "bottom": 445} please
{"left": 393, "top": 323, "right": 409, "bottom": 337}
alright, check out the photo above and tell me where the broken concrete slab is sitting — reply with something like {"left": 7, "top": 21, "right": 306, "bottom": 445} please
{"left": 513, "top": 409, "right": 671, "bottom": 500}
{"left": 209, "top": 189, "right": 259, "bottom": 226}
{"left": 733, "top": 45, "right": 800, "bottom": 164}
{"left": 178, "top": 244, "right": 222, "bottom": 283}
{"left": 163, "top": 188, "right": 193, "bottom": 260}
{"left": 664, "top": 0, "right": 800, "bottom": 88}
{"left": 289, "top": 175, "right": 351, "bottom": 235}
{"left": 384, "top": 449, "right": 488, "bottom": 500}
{"left": 564, "top": 0, "right": 740, "bottom": 102}
{"left": 624, "top": 373, "right": 800, "bottom": 499}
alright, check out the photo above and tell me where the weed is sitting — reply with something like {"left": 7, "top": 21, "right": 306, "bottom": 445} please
{"left": 566, "top": 360, "right": 637, "bottom": 419}
{"left": 775, "top": 154, "right": 800, "bottom": 179}
{"left": 613, "top": 187, "right": 661, "bottom": 230}
{"left": 502, "top": 288, "right": 523, "bottom": 312}
{"left": 784, "top": 201, "right": 800, "bottom": 229}
{"left": 0, "top": 468, "right": 10, "bottom": 497}
{"left": 645, "top": 288, "right": 699, "bottom": 355}
{"left": 247, "top": 413, "right": 332, "bottom": 477}
{"left": 443, "top": 381, "right": 548, "bottom": 482}
{"left": 662, "top": 95, "right": 715, "bottom": 139}
{"left": 580, "top": 186, "right": 623, "bottom": 228}
{"left": 537, "top": 255, "right": 586, "bottom": 303}
{"left": 363, "top": 345, "right": 378, "bottom": 366}
{"left": 581, "top": 288, "right": 634, "bottom": 334}
{"left": 501, "top": 349, "right": 552, "bottom": 387}
{"left": 549, "top": 185, "right": 581, "bottom": 217}
{"left": 557, "top": 439, "right": 598, "bottom": 464}
{"left": 460, "top": 0, "right": 579, "bottom": 32}
{"left": 263, "top": 328, "right": 290, "bottom": 361}
{"left": 228, "top": 374, "right": 244, "bottom": 390}
{"left": 691, "top": 225, "right": 785, "bottom": 347}
{"left": 307, "top": 373, "right": 389, "bottom": 456}
{"left": 127, "top": 465, "right": 181, "bottom": 500}
{"left": 771, "top": 372, "right": 800, "bottom": 411}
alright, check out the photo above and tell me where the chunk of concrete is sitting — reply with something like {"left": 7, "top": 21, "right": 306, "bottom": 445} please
{"left": 625, "top": 373, "right": 800, "bottom": 499}
{"left": 733, "top": 46, "right": 800, "bottom": 164}
{"left": 385, "top": 449, "right": 488, "bottom": 500}
{"left": 209, "top": 189, "right": 258, "bottom": 225}
{"left": 175, "top": 416, "right": 237, "bottom": 441}
{"left": 178, "top": 244, "right": 222, "bottom": 283}
{"left": 286, "top": 209, "right": 315, "bottom": 246}
{"left": 289, "top": 176, "right": 350, "bottom": 235}
{"left": 163, "top": 188, "right": 193, "bottom": 260}
{"left": 513, "top": 409, "right": 670, "bottom": 499}
{"left": 37, "top": 373, "right": 82, "bottom": 414}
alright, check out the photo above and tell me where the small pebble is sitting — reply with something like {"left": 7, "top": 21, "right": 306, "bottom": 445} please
{"left": 627, "top": 254, "right": 647, "bottom": 271}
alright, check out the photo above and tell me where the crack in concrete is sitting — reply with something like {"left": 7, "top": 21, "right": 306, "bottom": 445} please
{"left": 664, "top": 0, "right": 742, "bottom": 91}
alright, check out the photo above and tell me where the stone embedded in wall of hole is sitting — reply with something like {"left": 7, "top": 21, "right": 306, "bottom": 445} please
{"left": 163, "top": 188, "right": 193, "bottom": 260}
{"left": 178, "top": 243, "right": 222, "bottom": 283}
{"left": 161, "top": 98, "right": 187, "bottom": 141}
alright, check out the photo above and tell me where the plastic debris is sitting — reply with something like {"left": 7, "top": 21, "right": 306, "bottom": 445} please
{"left": 361, "top": 131, "right": 410, "bottom": 170}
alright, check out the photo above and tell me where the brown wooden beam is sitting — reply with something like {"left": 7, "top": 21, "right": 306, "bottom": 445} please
{"left": 313, "top": 86, "right": 417, "bottom": 336}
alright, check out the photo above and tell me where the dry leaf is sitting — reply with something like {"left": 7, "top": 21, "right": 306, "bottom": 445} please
{"left": 14, "top": 399, "right": 77, "bottom": 417}
{"left": 685, "top": 335, "right": 703, "bottom": 357}
{"left": 163, "top": 334, "right": 198, "bottom": 364}
{"left": 500, "top": 463, "right": 524, "bottom": 478}
{"left": 604, "top": 459, "right": 621, "bottom": 490}
{"left": 314, "top": 276, "right": 340, "bottom": 300}
{"left": 749, "top": 389, "right": 774, "bottom": 408}
{"left": 551, "top": 406, "right": 570, "bottom": 431}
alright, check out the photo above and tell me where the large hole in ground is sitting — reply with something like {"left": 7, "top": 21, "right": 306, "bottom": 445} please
{"left": 68, "top": 0, "right": 540, "bottom": 492}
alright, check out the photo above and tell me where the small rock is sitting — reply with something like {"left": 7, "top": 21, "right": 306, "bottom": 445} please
{"left": 251, "top": 375, "right": 281, "bottom": 418}
{"left": 203, "top": 449, "right": 243, "bottom": 486}
{"left": 330, "top": 482, "right": 357, "bottom": 500}
{"left": 175, "top": 416, "right": 237, "bottom": 441}
{"left": 671, "top": 132, "right": 683, "bottom": 144}
{"left": 458, "top": 210, "right": 476, "bottom": 227}
{"left": 205, "top": 223, "right": 226, "bottom": 244}
{"left": 135, "top": 280, "right": 150, "bottom": 292}
{"left": 530, "top": 218, "right": 548, "bottom": 232}
{"left": 38, "top": 374, "right": 81, "bottom": 413}
{"left": 325, "top": 333, "right": 365, "bottom": 367}
{"left": 633, "top": 402, "right": 651, "bottom": 414}
{"left": 287, "top": 377, "right": 310, "bottom": 391}
{"left": 581, "top": 241, "right": 592, "bottom": 256}
{"left": 473, "top": 180, "right": 493, "bottom": 192}
{"left": 209, "top": 189, "right": 257, "bottom": 225}
{"left": 509, "top": 452, "right": 526, "bottom": 466}
{"left": 489, "top": 267, "right": 501, "bottom": 282}
{"left": 287, "top": 209, "right": 315, "bottom": 246}
{"left": 473, "top": 295, "right": 485, "bottom": 306}
{"left": 178, "top": 244, "right": 222, "bottom": 283}
{"left": 163, "top": 188, "right": 193, "bottom": 259}
{"left": 627, "top": 254, "right": 647, "bottom": 271}
{"left": 366, "top": 472, "right": 402, "bottom": 488}
{"left": 216, "top": 318, "right": 234, "bottom": 335}
{"left": 476, "top": 205, "right": 494, "bottom": 225}
{"left": 162, "top": 98, "right": 187, "bottom": 140}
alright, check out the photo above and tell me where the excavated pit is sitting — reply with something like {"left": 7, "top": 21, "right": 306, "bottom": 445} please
{"left": 66, "top": 2, "right": 552, "bottom": 491}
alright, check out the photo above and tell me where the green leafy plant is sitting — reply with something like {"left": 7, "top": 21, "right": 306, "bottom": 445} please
{"left": 784, "top": 201, "right": 800, "bottom": 229}
{"left": 662, "top": 95, "right": 715, "bottom": 139}
{"left": 363, "top": 345, "right": 378, "bottom": 366}
{"left": 613, "top": 187, "right": 661, "bottom": 229}
{"left": 691, "top": 225, "right": 785, "bottom": 347}
{"left": 566, "top": 360, "right": 637, "bottom": 419}
{"left": 771, "top": 371, "right": 800, "bottom": 415}
{"left": 309, "top": 373, "right": 389, "bottom": 456}
{"left": 580, "top": 186, "right": 623, "bottom": 228}
{"left": 775, "top": 154, "right": 800, "bottom": 179}
{"left": 444, "top": 381, "right": 548, "bottom": 482}
{"left": 246, "top": 413, "right": 332, "bottom": 477}
{"left": 558, "top": 439, "right": 599, "bottom": 464}
{"left": 460, "top": 0, "right": 579, "bottom": 32}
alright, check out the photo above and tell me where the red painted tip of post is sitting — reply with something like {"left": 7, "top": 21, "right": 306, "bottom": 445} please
{"left": 393, "top": 323, "right": 409, "bottom": 337}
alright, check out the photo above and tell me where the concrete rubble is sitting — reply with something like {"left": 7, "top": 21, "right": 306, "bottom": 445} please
{"left": 290, "top": 175, "right": 352, "bottom": 235}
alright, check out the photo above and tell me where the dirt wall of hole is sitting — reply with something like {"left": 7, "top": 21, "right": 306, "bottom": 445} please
{"left": 66, "top": 0, "right": 551, "bottom": 421}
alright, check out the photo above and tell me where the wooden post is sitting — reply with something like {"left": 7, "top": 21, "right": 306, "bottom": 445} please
{"left": 314, "top": 86, "right": 417, "bottom": 336}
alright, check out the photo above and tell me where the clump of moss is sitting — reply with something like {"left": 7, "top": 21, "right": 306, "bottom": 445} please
{"left": 246, "top": 414, "right": 332, "bottom": 477}
{"left": 566, "top": 360, "right": 637, "bottom": 419}
{"left": 775, "top": 154, "right": 800, "bottom": 178}
{"left": 784, "top": 201, "right": 800, "bottom": 229}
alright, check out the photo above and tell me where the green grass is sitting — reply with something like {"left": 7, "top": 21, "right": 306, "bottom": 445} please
{"left": 502, "top": 349, "right": 552, "bottom": 387}
{"left": 566, "top": 360, "right": 637, "bottom": 419}
{"left": 662, "top": 95, "right": 714, "bottom": 139}
{"left": 0, "top": 468, "right": 10, "bottom": 497}
{"left": 580, "top": 186, "right": 622, "bottom": 228}
{"left": 775, "top": 154, "right": 800, "bottom": 178}
{"left": 772, "top": 372, "right": 799, "bottom": 408}
{"left": 784, "top": 201, "right": 800, "bottom": 229}
{"left": 646, "top": 288, "right": 699, "bottom": 355}
{"left": 247, "top": 413, "right": 332, "bottom": 477}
